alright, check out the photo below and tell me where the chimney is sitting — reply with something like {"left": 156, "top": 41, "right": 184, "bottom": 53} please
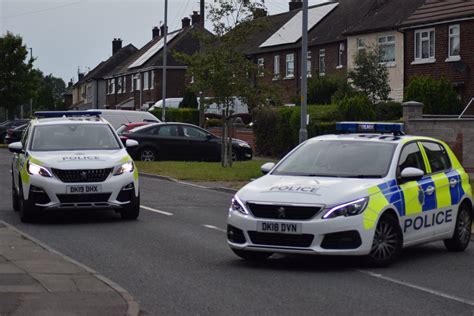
{"left": 289, "top": 0, "right": 303, "bottom": 11}
{"left": 152, "top": 26, "right": 160, "bottom": 39}
{"left": 160, "top": 25, "right": 168, "bottom": 36}
{"left": 112, "top": 38, "right": 122, "bottom": 55}
{"left": 182, "top": 17, "right": 191, "bottom": 29}
{"left": 68, "top": 80, "right": 73, "bottom": 88}
{"left": 78, "top": 73, "right": 84, "bottom": 81}
{"left": 191, "top": 11, "right": 201, "bottom": 25}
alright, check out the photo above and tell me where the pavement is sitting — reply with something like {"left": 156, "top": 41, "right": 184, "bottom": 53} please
{"left": 0, "top": 220, "right": 138, "bottom": 316}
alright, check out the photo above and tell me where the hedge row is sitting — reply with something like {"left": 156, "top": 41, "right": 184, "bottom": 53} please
{"left": 150, "top": 108, "right": 199, "bottom": 125}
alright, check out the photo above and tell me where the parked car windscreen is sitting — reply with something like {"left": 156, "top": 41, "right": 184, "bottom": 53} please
{"left": 31, "top": 124, "right": 121, "bottom": 151}
{"left": 272, "top": 140, "right": 396, "bottom": 178}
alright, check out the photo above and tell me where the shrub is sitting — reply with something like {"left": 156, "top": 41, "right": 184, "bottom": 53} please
{"left": 179, "top": 89, "right": 199, "bottom": 109}
{"left": 338, "top": 94, "right": 375, "bottom": 121}
{"left": 151, "top": 108, "right": 199, "bottom": 125}
{"left": 404, "top": 75, "right": 462, "bottom": 115}
{"left": 308, "top": 75, "right": 354, "bottom": 105}
{"left": 374, "top": 101, "right": 402, "bottom": 120}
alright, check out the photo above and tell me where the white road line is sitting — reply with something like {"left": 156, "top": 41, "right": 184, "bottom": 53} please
{"left": 203, "top": 225, "right": 226, "bottom": 233}
{"left": 358, "top": 269, "right": 474, "bottom": 307}
{"left": 140, "top": 205, "right": 173, "bottom": 216}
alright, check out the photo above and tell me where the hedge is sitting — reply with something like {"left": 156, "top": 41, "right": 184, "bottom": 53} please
{"left": 150, "top": 108, "right": 199, "bottom": 125}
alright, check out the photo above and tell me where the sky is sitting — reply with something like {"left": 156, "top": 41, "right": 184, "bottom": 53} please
{"left": 0, "top": 0, "right": 326, "bottom": 83}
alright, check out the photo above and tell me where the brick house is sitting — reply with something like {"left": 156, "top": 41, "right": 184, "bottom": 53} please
{"left": 400, "top": 0, "right": 474, "bottom": 112}
{"left": 344, "top": 0, "right": 425, "bottom": 102}
{"left": 71, "top": 41, "right": 137, "bottom": 109}
{"left": 104, "top": 13, "right": 209, "bottom": 110}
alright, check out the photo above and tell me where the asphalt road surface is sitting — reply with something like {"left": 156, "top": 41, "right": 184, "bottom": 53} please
{"left": 0, "top": 149, "right": 473, "bottom": 315}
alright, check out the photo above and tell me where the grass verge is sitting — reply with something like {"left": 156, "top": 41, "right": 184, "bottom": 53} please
{"left": 135, "top": 160, "right": 269, "bottom": 182}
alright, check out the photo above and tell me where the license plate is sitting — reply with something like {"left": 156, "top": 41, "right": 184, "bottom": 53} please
{"left": 257, "top": 222, "right": 302, "bottom": 234}
{"left": 66, "top": 185, "right": 102, "bottom": 194}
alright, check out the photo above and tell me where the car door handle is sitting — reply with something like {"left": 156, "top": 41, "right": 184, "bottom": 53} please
{"left": 449, "top": 178, "right": 458, "bottom": 188}
{"left": 425, "top": 186, "right": 435, "bottom": 195}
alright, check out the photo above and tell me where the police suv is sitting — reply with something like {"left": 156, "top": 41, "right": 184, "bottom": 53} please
{"left": 227, "top": 122, "right": 472, "bottom": 266}
{"left": 9, "top": 111, "right": 140, "bottom": 222}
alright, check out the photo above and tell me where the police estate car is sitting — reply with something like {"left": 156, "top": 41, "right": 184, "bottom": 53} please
{"left": 227, "top": 122, "right": 472, "bottom": 266}
{"left": 8, "top": 111, "right": 140, "bottom": 222}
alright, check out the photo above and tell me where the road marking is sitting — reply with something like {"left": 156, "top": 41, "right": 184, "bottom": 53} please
{"left": 203, "top": 225, "right": 226, "bottom": 233}
{"left": 358, "top": 270, "right": 474, "bottom": 307}
{"left": 140, "top": 205, "right": 173, "bottom": 216}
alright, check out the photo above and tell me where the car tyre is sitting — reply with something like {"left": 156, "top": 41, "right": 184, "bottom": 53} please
{"left": 444, "top": 203, "right": 472, "bottom": 252}
{"left": 12, "top": 176, "right": 19, "bottom": 212}
{"left": 139, "top": 147, "right": 157, "bottom": 162}
{"left": 366, "top": 215, "right": 402, "bottom": 267}
{"left": 18, "top": 182, "right": 38, "bottom": 223}
{"left": 121, "top": 193, "right": 140, "bottom": 220}
{"left": 231, "top": 248, "right": 272, "bottom": 261}
{"left": 231, "top": 149, "right": 238, "bottom": 161}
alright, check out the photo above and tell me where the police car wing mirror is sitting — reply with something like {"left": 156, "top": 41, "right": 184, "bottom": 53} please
{"left": 125, "top": 139, "right": 139, "bottom": 148}
{"left": 261, "top": 162, "right": 275, "bottom": 175}
{"left": 400, "top": 167, "right": 424, "bottom": 182}
{"left": 8, "top": 142, "right": 23, "bottom": 154}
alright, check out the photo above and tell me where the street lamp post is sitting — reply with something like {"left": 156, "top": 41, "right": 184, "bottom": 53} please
{"left": 299, "top": 0, "right": 308, "bottom": 143}
{"left": 162, "top": 0, "right": 168, "bottom": 122}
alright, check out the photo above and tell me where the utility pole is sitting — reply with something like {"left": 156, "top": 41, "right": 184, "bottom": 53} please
{"left": 299, "top": 0, "right": 308, "bottom": 143}
{"left": 199, "top": 0, "right": 205, "bottom": 127}
{"left": 200, "top": 0, "right": 205, "bottom": 27}
{"left": 161, "top": 0, "right": 168, "bottom": 122}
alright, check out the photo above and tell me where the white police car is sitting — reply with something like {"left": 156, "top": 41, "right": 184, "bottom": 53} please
{"left": 9, "top": 111, "right": 140, "bottom": 222}
{"left": 227, "top": 122, "right": 472, "bottom": 266}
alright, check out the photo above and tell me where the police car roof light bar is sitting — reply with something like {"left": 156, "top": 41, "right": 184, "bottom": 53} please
{"left": 336, "top": 122, "right": 405, "bottom": 136}
{"left": 34, "top": 111, "right": 102, "bottom": 118}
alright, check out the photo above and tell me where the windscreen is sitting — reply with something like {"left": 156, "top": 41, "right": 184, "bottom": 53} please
{"left": 31, "top": 124, "right": 121, "bottom": 151}
{"left": 272, "top": 140, "right": 396, "bottom": 178}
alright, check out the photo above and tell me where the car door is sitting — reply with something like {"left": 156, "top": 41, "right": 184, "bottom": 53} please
{"left": 419, "top": 141, "right": 457, "bottom": 237}
{"left": 397, "top": 141, "right": 436, "bottom": 243}
{"left": 180, "top": 125, "right": 220, "bottom": 161}
{"left": 155, "top": 124, "right": 189, "bottom": 160}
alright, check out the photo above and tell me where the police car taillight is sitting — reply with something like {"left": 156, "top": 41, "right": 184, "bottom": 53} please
{"left": 336, "top": 122, "right": 404, "bottom": 135}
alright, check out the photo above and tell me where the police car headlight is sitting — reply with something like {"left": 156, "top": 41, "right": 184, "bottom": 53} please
{"left": 27, "top": 161, "right": 52, "bottom": 178}
{"left": 229, "top": 196, "right": 249, "bottom": 215}
{"left": 323, "top": 197, "right": 368, "bottom": 219}
{"left": 114, "top": 161, "right": 134, "bottom": 176}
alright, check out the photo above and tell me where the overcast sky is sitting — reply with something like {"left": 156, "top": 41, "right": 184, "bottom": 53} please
{"left": 0, "top": 0, "right": 326, "bottom": 83}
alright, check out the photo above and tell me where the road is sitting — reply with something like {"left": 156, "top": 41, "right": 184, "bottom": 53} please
{"left": 0, "top": 149, "right": 473, "bottom": 315}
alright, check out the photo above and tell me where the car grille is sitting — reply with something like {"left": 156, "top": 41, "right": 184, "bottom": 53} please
{"left": 57, "top": 193, "right": 111, "bottom": 203}
{"left": 52, "top": 168, "right": 112, "bottom": 183}
{"left": 246, "top": 203, "right": 321, "bottom": 220}
{"left": 248, "top": 232, "right": 314, "bottom": 248}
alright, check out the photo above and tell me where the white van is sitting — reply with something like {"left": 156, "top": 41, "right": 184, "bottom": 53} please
{"left": 148, "top": 98, "right": 183, "bottom": 111}
{"left": 204, "top": 97, "right": 249, "bottom": 115}
{"left": 88, "top": 109, "right": 160, "bottom": 129}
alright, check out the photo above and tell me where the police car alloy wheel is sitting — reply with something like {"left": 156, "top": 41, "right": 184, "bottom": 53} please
{"left": 8, "top": 111, "right": 141, "bottom": 222}
{"left": 227, "top": 122, "right": 472, "bottom": 266}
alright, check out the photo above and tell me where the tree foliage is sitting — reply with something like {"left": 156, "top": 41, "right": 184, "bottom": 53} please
{"left": 33, "top": 71, "right": 67, "bottom": 111}
{"left": 404, "top": 75, "right": 462, "bottom": 115}
{"left": 348, "top": 48, "right": 391, "bottom": 105}
{"left": 0, "top": 32, "right": 38, "bottom": 117}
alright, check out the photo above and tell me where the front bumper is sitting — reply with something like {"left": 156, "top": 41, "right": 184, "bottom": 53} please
{"left": 227, "top": 210, "right": 375, "bottom": 256}
{"left": 23, "top": 171, "right": 138, "bottom": 210}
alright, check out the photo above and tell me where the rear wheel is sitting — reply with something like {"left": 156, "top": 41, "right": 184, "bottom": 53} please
{"left": 139, "top": 148, "right": 157, "bottom": 162}
{"left": 231, "top": 248, "right": 272, "bottom": 261}
{"left": 444, "top": 203, "right": 472, "bottom": 251}
{"left": 121, "top": 193, "right": 140, "bottom": 220}
{"left": 18, "top": 183, "right": 38, "bottom": 223}
{"left": 366, "top": 215, "right": 402, "bottom": 267}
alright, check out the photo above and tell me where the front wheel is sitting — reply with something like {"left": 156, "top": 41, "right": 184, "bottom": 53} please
{"left": 139, "top": 148, "right": 157, "bottom": 162}
{"left": 231, "top": 248, "right": 272, "bottom": 261}
{"left": 12, "top": 176, "right": 19, "bottom": 212}
{"left": 18, "top": 183, "right": 38, "bottom": 223}
{"left": 120, "top": 194, "right": 140, "bottom": 220}
{"left": 444, "top": 204, "right": 472, "bottom": 251}
{"left": 366, "top": 215, "right": 403, "bottom": 267}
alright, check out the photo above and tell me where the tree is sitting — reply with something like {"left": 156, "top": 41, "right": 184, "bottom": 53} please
{"left": 33, "top": 72, "right": 67, "bottom": 111}
{"left": 176, "top": 0, "right": 275, "bottom": 167}
{"left": 0, "top": 32, "right": 38, "bottom": 118}
{"left": 179, "top": 89, "right": 198, "bottom": 109}
{"left": 348, "top": 48, "right": 391, "bottom": 105}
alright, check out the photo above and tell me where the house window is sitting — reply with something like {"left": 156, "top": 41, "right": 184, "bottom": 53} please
{"left": 378, "top": 35, "right": 396, "bottom": 64}
{"left": 319, "top": 49, "right": 325, "bottom": 76}
{"left": 123, "top": 76, "right": 127, "bottom": 93}
{"left": 286, "top": 53, "right": 295, "bottom": 78}
{"left": 133, "top": 74, "right": 140, "bottom": 91}
{"left": 150, "top": 71, "right": 154, "bottom": 89}
{"left": 337, "top": 42, "right": 344, "bottom": 68}
{"left": 107, "top": 79, "right": 115, "bottom": 95}
{"left": 415, "top": 28, "right": 435, "bottom": 61}
{"left": 257, "top": 58, "right": 264, "bottom": 76}
{"left": 273, "top": 55, "right": 280, "bottom": 79}
{"left": 307, "top": 51, "right": 312, "bottom": 77}
{"left": 448, "top": 24, "right": 460, "bottom": 59}
{"left": 117, "top": 77, "right": 123, "bottom": 94}
{"left": 357, "top": 38, "right": 366, "bottom": 55}
{"left": 143, "top": 72, "right": 149, "bottom": 90}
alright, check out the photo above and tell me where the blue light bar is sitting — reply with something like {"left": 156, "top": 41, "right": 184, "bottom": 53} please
{"left": 35, "top": 111, "right": 102, "bottom": 118}
{"left": 336, "top": 122, "right": 404, "bottom": 134}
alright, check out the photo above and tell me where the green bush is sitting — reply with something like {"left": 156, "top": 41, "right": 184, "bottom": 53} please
{"left": 151, "top": 108, "right": 199, "bottom": 124}
{"left": 206, "top": 118, "right": 222, "bottom": 127}
{"left": 404, "top": 75, "right": 462, "bottom": 114}
{"left": 338, "top": 94, "right": 375, "bottom": 121}
{"left": 179, "top": 89, "right": 199, "bottom": 109}
{"left": 374, "top": 101, "right": 402, "bottom": 120}
{"left": 308, "top": 75, "right": 354, "bottom": 105}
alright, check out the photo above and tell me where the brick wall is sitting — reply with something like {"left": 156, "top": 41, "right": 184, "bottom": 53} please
{"left": 404, "top": 20, "right": 474, "bottom": 110}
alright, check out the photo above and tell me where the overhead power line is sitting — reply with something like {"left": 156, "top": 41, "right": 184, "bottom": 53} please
{"left": 4, "top": 1, "right": 81, "bottom": 20}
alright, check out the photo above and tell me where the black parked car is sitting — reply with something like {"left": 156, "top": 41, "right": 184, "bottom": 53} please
{"left": 0, "top": 119, "right": 30, "bottom": 141}
{"left": 123, "top": 122, "right": 253, "bottom": 162}
{"left": 4, "top": 124, "right": 28, "bottom": 144}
